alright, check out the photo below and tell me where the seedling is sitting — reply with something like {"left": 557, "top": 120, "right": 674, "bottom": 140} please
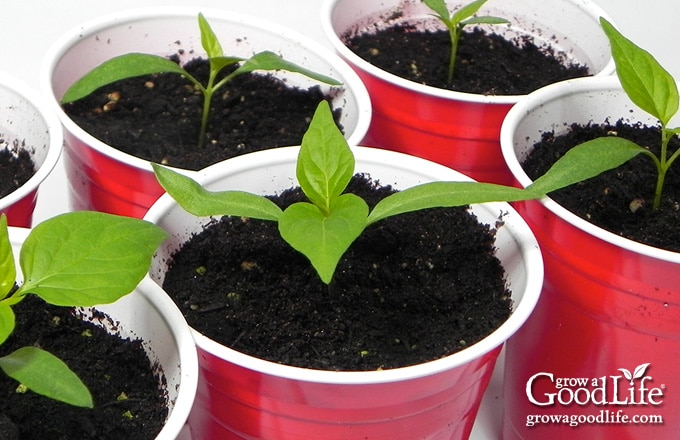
{"left": 60, "top": 13, "right": 342, "bottom": 149}
{"left": 153, "top": 100, "right": 642, "bottom": 284}
{"left": 0, "top": 212, "right": 167, "bottom": 408}
{"left": 597, "top": 18, "right": 680, "bottom": 209}
{"left": 422, "top": 0, "right": 509, "bottom": 84}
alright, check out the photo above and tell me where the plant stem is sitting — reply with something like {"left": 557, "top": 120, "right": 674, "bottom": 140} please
{"left": 1, "top": 292, "right": 25, "bottom": 307}
{"left": 653, "top": 167, "right": 667, "bottom": 210}
{"left": 198, "top": 88, "right": 213, "bottom": 149}
{"left": 652, "top": 129, "right": 679, "bottom": 209}
{"left": 447, "top": 25, "right": 463, "bottom": 85}
{"left": 197, "top": 66, "right": 221, "bottom": 149}
{"left": 197, "top": 69, "right": 243, "bottom": 149}
{"left": 665, "top": 138, "right": 680, "bottom": 175}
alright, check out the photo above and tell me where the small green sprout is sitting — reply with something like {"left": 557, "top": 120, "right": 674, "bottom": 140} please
{"left": 61, "top": 13, "right": 342, "bottom": 149}
{"left": 422, "top": 0, "right": 509, "bottom": 84}
{"left": 597, "top": 17, "right": 680, "bottom": 210}
{"left": 153, "top": 100, "right": 642, "bottom": 285}
{"left": 0, "top": 212, "right": 167, "bottom": 408}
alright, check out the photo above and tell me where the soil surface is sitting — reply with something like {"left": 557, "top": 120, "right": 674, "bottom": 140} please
{"left": 343, "top": 24, "right": 590, "bottom": 95}
{"left": 521, "top": 120, "right": 680, "bottom": 252}
{"left": 162, "top": 174, "right": 512, "bottom": 371}
{"left": 0, "top": 143, "right": 35, "bottom": 200}
{"left": 0, "top": 295, "right": 168, "bottom": 440}
{"left": 62, "top": 57, "right": 343, "bottom": 170}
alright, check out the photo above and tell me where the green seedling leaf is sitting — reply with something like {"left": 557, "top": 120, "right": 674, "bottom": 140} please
{"left": 0, "top": 211, "right": 168, "bottom": 409}
{"left": 423, "top": 0, "right": 508, "bottom": 84}
{"left": 368, "top": 137, "right": 643, "bottom": 224}
{"left": 0, "top": 215, "right": 15, "bottom": 299}
{"left": 592, "top": 17, "right": 680, "bottom": 208}
{"left": 368, "top": 181, "right": 527, "bottom": 225}
{"left": 465, "top": 16, "right": 511, "bottom": 26}
{"left": 297, "top": 101, "right": 355, "bottom": 214}
{"left": 423, "top": 0, "right": 453, "bottom": 24}
{"left": 197, "top": 13, "right": 246, "bottom": 74}
{"left": 452, "top": 0, "right": 491, "bottom": 23}
{"left": 61, "top": 53, "right": 186, "bottom": 103}
{"left": 0, "top": 346, "right": 93, "bottom": 408}
{"left": 232, "top": 51, "right": 342, "bottom": 86}
{"left": 17, "top": 211, "right": 168, "bottom": 307}
{"left": 527, "top": 136, "right": 644, "bottom": 196}
{"left": 601, "top": 17, "right": 679, "bottom": 127}
{"left": 0, "top": 303, "right": 14, "bottom": 346}
{"left": 282, "top": 100, "right": 370, "bottom": 282}
{"left": 156, "top": 99, "right": 644, "bottom": 285}
{"left": 0, "top": 215, "right": 20, "bottom": 344}
{"left": 279, "top": 194, "right": 369, "bottom": 284}
{"left": 61, "top": 13, "right": 341, "bottom": 149}
{"left": 199, "top": 12, "right": 223, "bottom": 58}
{"left": 152, "top": 163, "right": 283, "bottom": 221}
{"left": 209, "top": 55, "right": 247, "bottom": 74}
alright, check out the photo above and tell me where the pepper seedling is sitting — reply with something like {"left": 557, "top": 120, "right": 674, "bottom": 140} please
{"left": 153, "top": 100, "right": 641, "bottom": 284}
{"left": 595, "top": 17, "right": 680, "bottom": 210}
{"left": 60, "top": 13, "right": 342, "bottom": 149}
{"left": 422, "top": 0, "right": 509, "bottom": 84}
{"left": 0, "top": 212, "right": 167, "bottom": 408}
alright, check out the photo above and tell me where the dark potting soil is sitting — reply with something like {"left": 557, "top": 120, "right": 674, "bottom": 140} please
{"left": 343, "top": 24, "right": 590, "bottom": 95}
{"left": 62, "top": 57, "right": 343, "bottom": 170}
{"left": 0, "top": 144, "right": 35, "bottom": 199}
{"left": 0, "top": 295, "right": 168, "bottom": 440}
{"left": 522, "top": 120, "right": 680, "bottom": 252}
{"left": 162, "top": 174, "right": 513, "bottom": 371}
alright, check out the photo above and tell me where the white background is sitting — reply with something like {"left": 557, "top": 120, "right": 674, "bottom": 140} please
{"left": 2, "top": 1, "right": 677, "bottom": 438}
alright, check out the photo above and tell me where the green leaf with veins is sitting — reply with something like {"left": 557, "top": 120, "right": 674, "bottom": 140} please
{"left": 368, "top": 137, "right": 642, "bottom": 224}
{"left": 0, "top": 215, "right": 15, "bottom": 300}
{"left": 601, "top": 17, "right": 678, "bottom": 127}
{"left": 276, "top": 101, "right": 369, "bottom": 284}
{"left": 230, "top": 51, "right": 342, "bottom": 86}
{"left": 600, "top": 17, "right": 680, "bottom": 208}
{"left": 17, "top": 211, "right": 168, "bottom": 307}
{"left": 0, "top": 302, "right": 14, "bottom": 346}
{"left": 452, "top": 0, "right": 493, "bottom": 23}
{"left": 296, "top": 100, "right": 355, "bottom": 214}
{"left": 527, "top": 136, "right": 645, "bottom": 196}
{"left": 279, "top": 194, "right": 368, "bottom": 284}
{"left": 423, "top": 0, "right": 453, "bottom": 24}
{"left": 423, "top": 0, "right": 508, "bottom": 83}
{"left": 0, "top": 215, "right": 17, "bottom": 346}
{"left": 152, "top": 163, "right": 283, "bottom": 221}
{"left": 0, "top": 346, "right": 93, "bottom": 408}
{"left": 60, "top": 53, "right": 187, "bottom": 103}
{"left": 367, "top": 181, "right": 527, "bottom": 225}
{"left": 199, "top": 12, "right": 223, "bottom": 58}
{"left": 0, "top": 211, "right": 167, "bottom": 408}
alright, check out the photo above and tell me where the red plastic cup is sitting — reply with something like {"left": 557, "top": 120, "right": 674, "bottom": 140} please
{"left": 0, "top": 73, "right": 62, "bottom": 227}
{"left": 500, "top": 76, "right": 680, "bottom": 439}
{"left": 145, "top": 146, "right": 543, "bottom": 440}
{"left": 321, "top": 0, "right": 616, "bottom": 185}
{"left": 41, "top": 7, "right": 371, "bottom": 219}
